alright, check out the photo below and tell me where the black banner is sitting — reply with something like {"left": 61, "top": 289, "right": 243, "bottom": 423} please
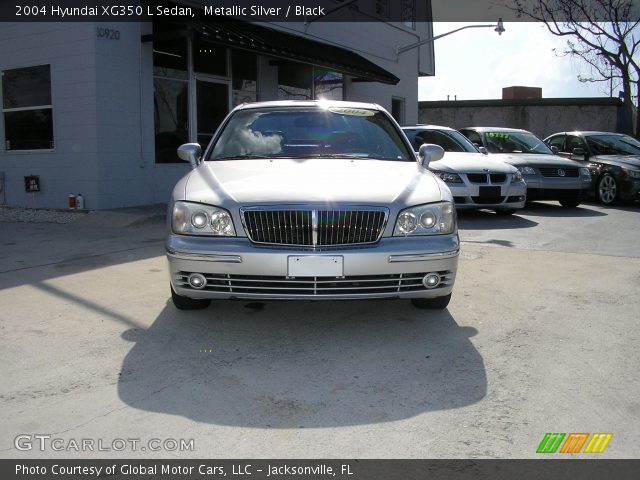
{"left": 0, "top": 0, "right": 638, "bottom": 22}
{"left": 2, "top": 460, "right": 640, "bottom": 480}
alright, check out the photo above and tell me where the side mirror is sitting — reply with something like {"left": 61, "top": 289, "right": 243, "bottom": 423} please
{"left": 177, "top": 143, "right": 202, "bottom": 169}
{"left": 418, "top": 143, "right": 445, "bottom": 168}
{"left": 550, "top": 146, "right": 559, "bottom": 154}
{"left": 571, "top": 147, "right": 587, "bottom": 160}
{"left": 478, "top": 146, "right": 488, "bottom": 155}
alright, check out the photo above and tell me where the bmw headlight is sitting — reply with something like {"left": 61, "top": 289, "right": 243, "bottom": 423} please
{"left": 172, "top": 201, "right": 236, "bottom": 236}
{"left": 579, "top": 167, "right": 592, "bottom": 177}
{"left": 430, "top": 170, "right": 463, "bottom": 183}
{"left": 394, "top": 202, "right": 456, "bottom": 236}
{"left": 511, "top": 170, "right": 523, "bottom": 182}
{"left": 518, "top": 166, "right": 536, "bottom": 175}
{"left": 624, "top": 168, "right": 640, "bottom": 179}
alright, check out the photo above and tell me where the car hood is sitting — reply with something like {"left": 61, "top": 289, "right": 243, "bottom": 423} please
{"left": 430, "top": 152, "right": 517, "bottom": 173}
{"left": 183, "top": 159, "right": 444, "bottom": 206}
{"left": 490, "top": 153, "right": 583, "bottom": 167}
{"left": 592, "top": 154, "right": 640, "bottom": 169}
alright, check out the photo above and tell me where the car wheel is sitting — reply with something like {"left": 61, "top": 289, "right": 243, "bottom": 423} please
{"left": 559, "top": 197, "right": 581, "bottom": 208}
{"left": 411, "top": 294, "right": 451, "bottom": 310}
{"left": 171, "top": 284, "right": 211, "bottom": 310}
{"left": 597, "top": 173, "right": 618, "bottom": 205}
{"left": 495, "top": 208, "right": 517, "bottom": 215}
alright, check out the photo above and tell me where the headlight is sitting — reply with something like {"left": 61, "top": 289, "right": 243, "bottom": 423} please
{"left": 518, "top": 166, "right": 536, "bottom": 175}
{"left": 625, "top": 168, "right": 640, "bottom": 179}
{"left": 172, "top": 201, "right": 236, "bottom": 236}
{"left": 394, "top": 202, "right": 456, "bottom": 236}
{"left": 579, "top": 167, "right": 592, "bottom": 177}
{"left": 511, "top": 170, "right": 523, "bottom": 182}
{"left": 430, "top": 170, "right": 463, "bottom": 183}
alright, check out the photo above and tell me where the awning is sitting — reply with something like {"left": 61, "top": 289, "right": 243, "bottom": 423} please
{"left": 142, "top": 19, "right": 399, "bottom": 85}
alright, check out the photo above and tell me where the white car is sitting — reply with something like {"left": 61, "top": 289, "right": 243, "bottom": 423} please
{"left": 402, "top": 125, "right": 527, "bottom": 214}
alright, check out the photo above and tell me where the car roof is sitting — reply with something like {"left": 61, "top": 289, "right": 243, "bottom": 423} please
{"left": 548, "top": 131, "right": 625, "bottom": 137}
{"left": 233, "top": 100, "right": 383, "bottom": 111}
{"left": 401, "top": 124, "right": 456, "bottom": 131}
{"left": 462, "top": 126, "right": 532, "bottom": 133}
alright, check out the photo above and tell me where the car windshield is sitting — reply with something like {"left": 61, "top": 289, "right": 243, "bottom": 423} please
{"left": 585, "top": 134, "right": 640, "bottom": 156}
{"left": 404, "top": 128, "right": 478, "bottom": 153}
{"left": 207, "top": 107, "right": 413, "bottom": 162}
{"left": 482, "top": 131, "right": 552, "bottom": 154}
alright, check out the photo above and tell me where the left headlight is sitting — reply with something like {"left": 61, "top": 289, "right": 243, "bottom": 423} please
{"left": 579, "top": 167, "right": 592, "bottom": 177}
{"left": 394, "top": 202, "right": 456, "bottom": 236}
{"left": 172, "top": 201, "right": 236, "bottom": 236}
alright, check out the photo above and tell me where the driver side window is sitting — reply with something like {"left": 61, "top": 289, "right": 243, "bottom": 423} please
{"left": 547, "top": 135, "right": 565, "bottom": 151}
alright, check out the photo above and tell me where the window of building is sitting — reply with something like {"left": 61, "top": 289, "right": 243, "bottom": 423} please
{"left": 2, "top": 65, "right": 54, "bottom": 151}
{"left": 278, "top": 64, "right": 344, "bottom": 101}
{"left": 231, "top": 49, "right": 258, "bottom": 107}
{"left": 153, "top": 37, "right": 189, "bottom": 163}
{"left": 193, "top": 38, "right": 228, "bottom": 77}
{"left": 313, "top": 69, "right": 343, "bottom": 101}
{"left": 391, "top": 97, "right": 405, "bottom": 124}
{"left": 278, "top": 64, "right": 313, "bottom": 100}
{"left": 402, "top": 0, "right": 416, "bottom": 29}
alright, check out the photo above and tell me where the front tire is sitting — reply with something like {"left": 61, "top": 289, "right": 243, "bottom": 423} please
{"left": 411, "top": 294, "right": 451, "bottom": 310}
{"left": 171, "top": 284, "right": 211, "bottom": 310}
{"left": 597, "top": 173, "right": 618, "bottom": 205}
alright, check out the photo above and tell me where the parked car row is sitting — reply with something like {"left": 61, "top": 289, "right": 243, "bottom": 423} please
{"left": 400, "top": 123, "right": 640, "bottom": 210}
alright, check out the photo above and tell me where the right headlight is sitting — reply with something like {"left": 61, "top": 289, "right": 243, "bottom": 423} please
{"left": 517, "top": 166, "right": 536, "bottom": 175}
{"left": 430, "top": 170, "right": 464, "bottom": 183}
{"left": 624, "top": 168, "right": 640, "bottom": 179}
{"left": 394, "top": 202, "right": 456, "bottom": 236}
{"left": 172, "top": 201, "right": 236, "bottom": 236}
{"left": 511, "top": 170, "right": 523, "bottom": 182}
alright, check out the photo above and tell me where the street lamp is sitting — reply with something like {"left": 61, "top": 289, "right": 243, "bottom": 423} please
{"left": 396, "top": 19, "right": 505, "bottom": 58}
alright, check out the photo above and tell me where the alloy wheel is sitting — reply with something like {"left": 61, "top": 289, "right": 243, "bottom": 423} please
{"left": 598, "top": 175, "right": 617, "bottom": 204}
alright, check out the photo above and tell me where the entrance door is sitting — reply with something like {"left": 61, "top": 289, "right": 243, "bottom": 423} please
{"left": 195, "top": 79, "right": 229, "bottom": 147}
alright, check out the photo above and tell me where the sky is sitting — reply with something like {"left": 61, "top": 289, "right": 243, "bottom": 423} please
{"left": 418, "top": 22, "right": 619, "bottom": 101}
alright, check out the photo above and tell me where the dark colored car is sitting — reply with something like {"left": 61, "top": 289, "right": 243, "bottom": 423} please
{"left": 544, "top": 131, "right": 640, "bottom": 205}
{"left": 460, "top": 127, "right": 592, "bottom": 208}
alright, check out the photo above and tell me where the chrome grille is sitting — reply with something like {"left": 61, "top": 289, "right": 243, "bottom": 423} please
{"left": 539, "top": 167, "right": 579, "bottom": 177}
{"left": 242, "top": 209, "right": 387, "bottom": 246}
{"left": 176, "top": 271, "right": 453, "bottom": 296}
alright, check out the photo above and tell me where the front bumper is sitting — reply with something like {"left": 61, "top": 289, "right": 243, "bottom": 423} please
{"left": 524, "top": 174, "right": 592, "bottom": 193}
{"left": 448, "top": 180, "right": 526, "bottom": 210}
{"left": 167, "top": 234, "right": 459, "bottom": 300}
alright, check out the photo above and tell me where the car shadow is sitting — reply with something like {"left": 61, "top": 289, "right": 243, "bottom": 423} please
{"left": 521, "top": 201, "right": 608, "bottom": 217}
{"left": 457, "top": 209, "right": 538, "bottom": 230}
{"left": 118, "top": 300, "right": 486, "bottom": 428}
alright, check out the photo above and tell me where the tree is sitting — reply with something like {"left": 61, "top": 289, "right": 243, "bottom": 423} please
{"left": 512, "top": 0, "right": 640, "bottom": 138}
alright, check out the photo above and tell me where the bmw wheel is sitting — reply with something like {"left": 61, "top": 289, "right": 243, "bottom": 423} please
{"left": 597, "top": 173, "right": 618, "bottom": 205}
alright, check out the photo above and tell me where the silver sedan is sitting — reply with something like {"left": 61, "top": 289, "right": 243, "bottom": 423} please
{"left": 403, "top": 125, "right": 526, "bottom": 214}
{"left": 166, "top": 101, "right": 459, "bottom": 310}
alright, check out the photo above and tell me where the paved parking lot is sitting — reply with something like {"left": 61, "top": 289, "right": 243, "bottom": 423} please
{"left": 1, "top": 201, "right": 639, "bottom": 458}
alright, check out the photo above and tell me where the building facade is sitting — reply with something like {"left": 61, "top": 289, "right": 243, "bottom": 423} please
{"left": 0, "top": 3, "right": 434, "bottom": 209}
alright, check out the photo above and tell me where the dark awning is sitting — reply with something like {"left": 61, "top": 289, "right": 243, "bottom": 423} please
{"left": 143, "top": 19, "right": 399, "bottom": 85}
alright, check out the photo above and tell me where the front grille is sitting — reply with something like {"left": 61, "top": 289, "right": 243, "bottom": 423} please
{"left": 242, "top": 209, "right": 387, "bottom": 246}
{"left": 471, "top": 196, "right": 505, "bottom": 204}
{"left": 466, "top": 173, "right": 487, "bottom": 183}
{"left": 176, "top": 271, "right": 453, "bottom": 296}
{"left": 466, "top": 173, "right": 507, "bottom": 183}
{"left": 539, "top": 167, "right": 579, "bottom": 177}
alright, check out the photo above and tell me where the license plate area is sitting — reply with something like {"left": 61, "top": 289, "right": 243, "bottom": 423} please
{"left": 287, "top": 256, "right": 343, "bottom": 277}
{"left": 479, "top": 186, "right": 501, "bottom": 198}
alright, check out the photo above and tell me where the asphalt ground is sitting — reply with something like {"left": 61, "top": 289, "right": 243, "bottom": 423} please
{"left": 0, "top": 201, "right": 639, "bottom": 458}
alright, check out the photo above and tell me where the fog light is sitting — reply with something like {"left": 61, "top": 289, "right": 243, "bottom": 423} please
{"left": 423, "top": 273, "right": 441, "bottom": 289}
{"left": 188, "top": 273, "right": 207, "bottom": 289}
